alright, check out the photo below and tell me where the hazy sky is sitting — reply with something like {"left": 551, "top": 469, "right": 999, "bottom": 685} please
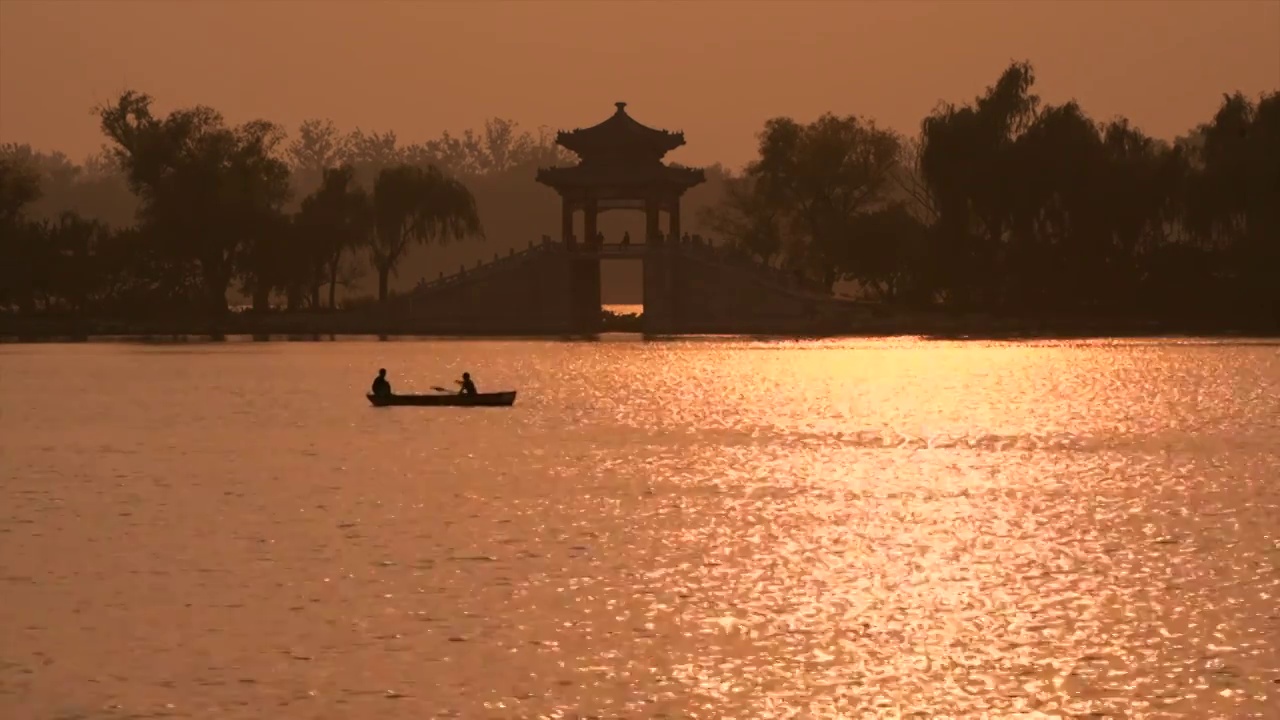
{"left": 2, "top": 0, "right": 1277, "bottom": 170}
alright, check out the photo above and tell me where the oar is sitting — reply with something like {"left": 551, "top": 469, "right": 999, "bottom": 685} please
{"left": 431, "top": 385, "right": 455, "bottom": 394}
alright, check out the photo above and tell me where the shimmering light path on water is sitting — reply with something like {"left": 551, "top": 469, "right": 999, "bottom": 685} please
{"left": 1, "top": 338, "right": 1277, "bottom": 718}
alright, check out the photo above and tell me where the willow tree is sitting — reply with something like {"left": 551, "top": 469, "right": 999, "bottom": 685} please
{"left": 919, "top": 60, "right": 1040, "bottom": 307}
{"left": 368, "top": 164, "right": 482, "bottom": 301}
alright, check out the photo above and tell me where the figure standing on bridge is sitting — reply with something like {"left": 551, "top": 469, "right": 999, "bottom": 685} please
{"left": 622, "top": 231, "right": 631, "bottom": 246}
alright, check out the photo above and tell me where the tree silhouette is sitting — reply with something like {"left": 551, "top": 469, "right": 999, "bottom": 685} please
{"left": 919, "top": 62, "right": 1039, "bottom": 307}
{"left": 0, "top": 154, "right": 43, "bottom": 311}
{"left": 841, "top": 203, "right": 930, "bottom": 303}
{"left": 1184, "top": 92, "right": 1280, "bottom": 320}
{"left": 404, "top": 118, "right": 575, "bottom": 178}
{"left": 0, "top": 150, "right": 42, "bottom": 226}
{"left": 296, "top": 165, "right": 372, "bottom": 309}
{"left": 2, "top": 77, "right": 1275, "bottom": 331}
{"left": 343, "top": 128, "right": 402, "bottom": 192}
{"left": 97, "top": 91, "right": 291, "bottom": 313}
{"left": 699, "top": 173, "right": 784, "bottom": 265}
{"left": 747, "top": 114, "right": 903, "bottom": 289}
{"left": 0, "top": 144, "right": 136, "bottom": 228}
{"left": 286, "top": 119, "right": 350, "bottom": 201}
{"left": 43, "top": 212, "right": 112, "bottom": 313}
{"left": 368, "top": 164, "right": 482, "bottom": 302}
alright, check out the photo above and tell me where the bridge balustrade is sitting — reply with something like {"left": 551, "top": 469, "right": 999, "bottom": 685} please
{"left": 410, "top": 234, "right": 831, "bottom": 301}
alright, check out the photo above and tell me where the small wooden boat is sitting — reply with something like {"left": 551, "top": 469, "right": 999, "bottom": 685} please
{"left": 366, "top": 391, "right": 517, "bottom": 407}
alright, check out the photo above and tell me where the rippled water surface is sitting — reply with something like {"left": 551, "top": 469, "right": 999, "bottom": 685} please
{"left": 2, "top": 338, "right": 1278, "bottom": 718}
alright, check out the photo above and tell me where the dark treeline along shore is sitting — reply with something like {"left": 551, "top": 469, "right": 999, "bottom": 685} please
{"left": 1, "top": 61, "right": 1276, "bottom": 338}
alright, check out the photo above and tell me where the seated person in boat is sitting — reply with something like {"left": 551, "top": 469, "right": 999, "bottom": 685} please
{"left": 371, "top": 368, "right": 392, "bottom": 396}
{"left": 456, "top": 372, "right": 477, "bottom": 396}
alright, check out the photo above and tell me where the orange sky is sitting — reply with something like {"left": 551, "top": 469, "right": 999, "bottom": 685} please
{"left": 2, "top": 0, "right": 1277, "bottom": 170}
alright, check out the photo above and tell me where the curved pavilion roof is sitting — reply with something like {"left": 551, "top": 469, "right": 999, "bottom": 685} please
{"left": 537, "top": 102, "right": 706, "bottom": 197}
{"left": 535, "top": 162, "right": 705, "bottom": 196}
{"left": 556, "top": 102, "right": 686, "bottom": 157}
{"left": 535, "top": 101, "right": 706, "bottom": 196}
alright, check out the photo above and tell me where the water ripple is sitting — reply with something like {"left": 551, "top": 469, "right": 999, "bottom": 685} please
{"left": 0, "top": 339, "right": 1276, "bottom": 718}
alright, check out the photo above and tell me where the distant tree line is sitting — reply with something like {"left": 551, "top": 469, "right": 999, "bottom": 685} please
{"left": 0, "top": 94, "right": 579, "bottom": 315}
{"left": 706, "top": 62, "right": 1278, "bottom": 327}
{"left": 2, "top": 61, "right": 1277, "bottom": 328}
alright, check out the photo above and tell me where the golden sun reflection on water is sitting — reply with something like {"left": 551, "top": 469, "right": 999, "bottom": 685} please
{"left": 0, "top": 338, "right": 1277, "bottom": 718}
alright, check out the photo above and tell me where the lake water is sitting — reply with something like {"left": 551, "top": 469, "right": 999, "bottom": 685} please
{"left": 604, "top": 303, "right": 644, "bottom": 316}
{"left": 2, "top": 337, "right": 1278, "bottom": 718}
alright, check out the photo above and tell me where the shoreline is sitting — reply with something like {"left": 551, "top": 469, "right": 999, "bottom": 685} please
{"left": 1, "top": 312, "right": 1275, "bottom": 343}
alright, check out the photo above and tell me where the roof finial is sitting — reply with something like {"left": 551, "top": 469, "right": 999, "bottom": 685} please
{"left": 615, "top": 101, "right": 627, "bottom": 112}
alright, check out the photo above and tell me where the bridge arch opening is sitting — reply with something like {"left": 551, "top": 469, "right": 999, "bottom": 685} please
{"left": 597, "top": 212, "right": 647, "bottom": 323}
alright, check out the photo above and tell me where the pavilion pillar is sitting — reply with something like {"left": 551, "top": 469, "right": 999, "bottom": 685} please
{"left": 567, "top": 195, "right": 601, "bottom": 333}
{"left": 668, "top": 197, "right": 681, "bottom": 242}
{"left": 583, "top": 197, "right": 598, "bottom": 246}
{"left": 561, "top": 197, "right": 575, "bottom": 247}
{"left": 645, "top": 198, "right": 661, "bottom": 244}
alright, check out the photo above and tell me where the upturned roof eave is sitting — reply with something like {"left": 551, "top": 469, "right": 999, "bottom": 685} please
{"left": 553, "top": 102, "right": 686, "bottom": 157}
{"left": 556, "top": 132, "right": 686, "bottom": 157}
{"left": 535, "top": 164, "right": 705, "bottom": 190}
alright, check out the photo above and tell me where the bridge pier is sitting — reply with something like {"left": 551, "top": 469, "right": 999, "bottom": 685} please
{"left": 570, "top": 253, "right": 602, "bottom": 333}
{"left": 645, "top": 199, "right": 661, "bottom": 244}
{"left": 642, "top": 246, "right": 677, "bottom": 334}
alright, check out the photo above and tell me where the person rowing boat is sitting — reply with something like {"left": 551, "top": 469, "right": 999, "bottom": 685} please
{"left": 371, "top": 368, "right": 392, "bottom": 397}
{"left": 456, "top": 372, "right": 478, "bottom": 396}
